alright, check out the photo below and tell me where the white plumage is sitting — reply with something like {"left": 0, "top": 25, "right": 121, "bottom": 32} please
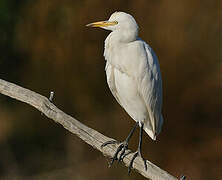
{"left": 87, "top": 11, "right": 164, "bottom": 171}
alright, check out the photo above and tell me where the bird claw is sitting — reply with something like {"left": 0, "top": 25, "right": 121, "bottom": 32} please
{"left": 101, "top": 122, "right": 146, "bottom": 174}
{"left": 101, "top": 140, "right": 118, "bottom": 148}
{"left": 118, "top": 147, "right": 127, "bottom": 163}
{"left": 101, "top": 140, "right": 129, "bottom": 166}
{"left": 128, "top": 150, "right": 147, "bottom": 174}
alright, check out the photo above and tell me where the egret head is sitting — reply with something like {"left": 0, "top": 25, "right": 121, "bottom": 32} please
{"left": 86, "top": 12, "right": 139, "bottom": 40}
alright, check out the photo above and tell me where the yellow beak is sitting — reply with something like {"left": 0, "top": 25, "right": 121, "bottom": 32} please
{"left": 86, "top": 21, "right": 118, "bottom": 27}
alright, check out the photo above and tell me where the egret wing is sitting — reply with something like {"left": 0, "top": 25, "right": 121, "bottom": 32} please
{"left": 140, "top": 42, "right": 163, "bottom": 137}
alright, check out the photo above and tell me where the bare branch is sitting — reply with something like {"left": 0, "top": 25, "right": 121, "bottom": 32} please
{"left": 0, "top": 79, "right": 178, "bottom": 180}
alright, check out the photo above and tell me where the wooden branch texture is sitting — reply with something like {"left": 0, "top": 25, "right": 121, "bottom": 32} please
{"left": 0, "top": 79, "right": 178, "bottom": 180}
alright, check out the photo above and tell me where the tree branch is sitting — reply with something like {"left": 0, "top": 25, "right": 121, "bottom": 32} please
{"left": 0, "top": 79, "right": 178, "bottom": 180}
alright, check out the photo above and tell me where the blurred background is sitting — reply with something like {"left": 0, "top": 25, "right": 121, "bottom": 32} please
{"left": 0, "top": 0, "right": 222, "bottom": 179}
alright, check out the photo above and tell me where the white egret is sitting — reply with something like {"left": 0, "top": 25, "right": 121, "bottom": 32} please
{"left": 86, "top": 12, "right": 163, "bottom": 173}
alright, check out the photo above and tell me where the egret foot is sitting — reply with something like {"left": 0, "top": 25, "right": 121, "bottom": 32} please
{"left": 101, "top": 122, "right": 139, "bottom": 166}
{"left": 128, "top": 149, "right": 147, "bottom": 174}
{"left": 107, "top": 140, "right": 129, "bottom": 166}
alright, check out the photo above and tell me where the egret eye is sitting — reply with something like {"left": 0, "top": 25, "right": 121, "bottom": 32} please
{"left": 114, "top": 21, "right": 118, "bottom": 25}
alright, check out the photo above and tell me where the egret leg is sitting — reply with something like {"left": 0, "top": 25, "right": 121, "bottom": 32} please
{"left": 101, "top": 122, "right": 139, "bottom": 166}
{"left": 128, "top": 123, "right": 147, "bottom": 174}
